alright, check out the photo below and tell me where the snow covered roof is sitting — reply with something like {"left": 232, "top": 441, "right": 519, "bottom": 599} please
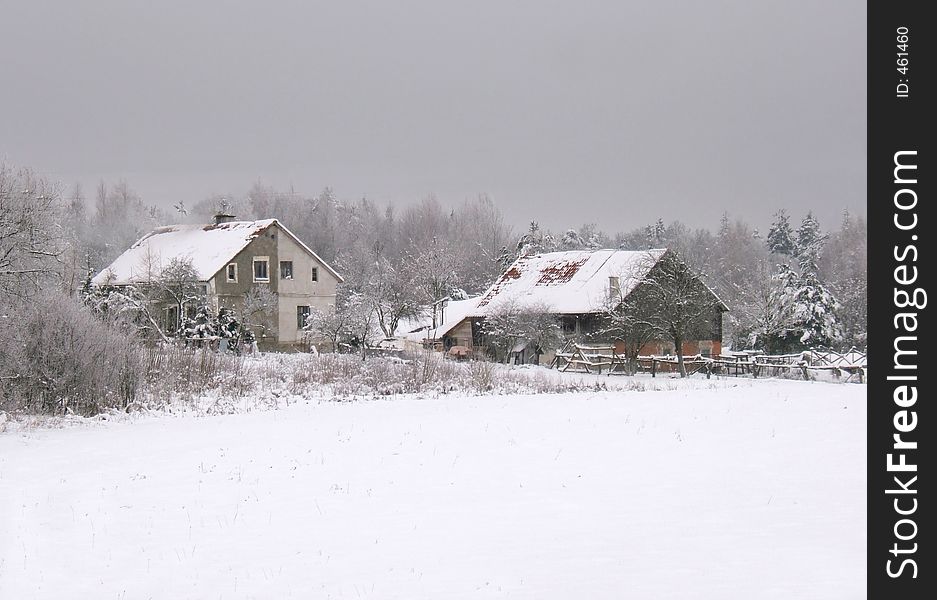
{"left": 91, "top": 219, "right": 342, "bottom": 285}
{"left": 409, "top": 296, "right": 482, "bottom": 341}
{"left": 411, "top": 248, "right": 727, "bottom": 341}
{"left": 470, "top": 249, "right": 669, "bottom": 315}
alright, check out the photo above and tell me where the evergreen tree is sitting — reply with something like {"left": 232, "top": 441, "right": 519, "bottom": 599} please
{"left": 516, "top": 221, "right": 543, "bottom": 256}
{"left": 792, "top": 271, "right": 843, "bottom": 348}
{"left": 495, "top": 245, "right": 516, "bottom": 273}
{"left": 184, "top": 305, "right": 217, "bottom": 340}
{"left": 653, "top": 218, "right": 666, "bottom": 244}
{"left": 577, "top": 223, "right": 607, "bottom": 250}
{"left": 766, "top": 209, "right": 796, "bottom": 255}
{"left": 79, "top": 268, "right": 95, "bottom": 303}
{"left": 642, "top": 218, "right": 667, "bottom": 248}
{"left": 753, "top": 264, "right": 843, "bottom": 352}
{"left": 218, "top": 307, "right": 254, "bottom": 351}
{"left": 795, "top": 211, "right": 826, "bottom": 274}
{"left": 718, "top": 212, "right": 731, "bottom": 240}
{"left": 515, "top": 221, "right": 557, "bottom": 256}
{"left": 561, "top": 229, "right": 584, "bottom": 249}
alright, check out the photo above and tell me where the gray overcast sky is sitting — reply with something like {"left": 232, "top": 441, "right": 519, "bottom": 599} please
{"left": 1, "top": 0, "right": 865, "bottom": 233}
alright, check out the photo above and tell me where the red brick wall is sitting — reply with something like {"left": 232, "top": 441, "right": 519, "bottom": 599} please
{"left": 635, "top": 339, "right": 721, "bottom": 357}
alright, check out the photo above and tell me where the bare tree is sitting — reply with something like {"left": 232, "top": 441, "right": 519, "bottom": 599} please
{"left": 366, "top": 256, "right": 422, "bottom": 338}
{"left": 709, "top": 216, "right": 771, "bottom": 348}
{"left": 626, "top": 251, "right": 722, "bottom": 376}
{"left": 1, "top": 290, "right": 143, "bottom": 415}
{"left": 88, "top": 180, "right": 167, "bottom": 269}
{"left": 343, "top": 291, "right": 380, "bottom": 359}
{"left": 83, "top": 281, "right": 173, "bottom": 343}
{"left": 156, "top": 257, "right": 203, "bottom": 335}
{"left": 591, "top": 263, "right": 660, "bottom": 374}
{"left": 408, "top": 237, "right": 458, "bottom": 329}
{"left": 242, "top": 286, "right": 278, "bottom": 344}
{"left": 303, "top": 304, "right": 349, "bottom": 353}
{"left": 302, "top": 291, "right": 378, "bottom": 358}
{"left": 450, "top": 194, "right": 514, "bottom": 293}
{"left": 819, "top": 211, "right": 867, "bottom": 347}
{"left": 480, "top": 300, "right": 563, "bottom": 364}
{"left": 0, "top": 164, "right": 63, "bottom": 300}
{"left": 729, "top": 258, "right": 798, "bottom": 353}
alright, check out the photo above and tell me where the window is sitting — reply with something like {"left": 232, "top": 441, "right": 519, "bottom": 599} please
{"left": 253, "top": 257, "right": 269, "bottom": 282}
{"left": 226, "top": 263, "right": 238, "bottom": 283}
{"left": 560, "top": 316, "right": 578, "bottom": 335}
{"left": 280, "top": 260, "right": 294, "bottom": 280}
{"left": 608, "top": 276, "right": 620, "bottom": 299}
{"left": 165, "top": 306, "right": 179, "bottom": 333}
{"left": 297, "top": 305, "right": 311, "bottom": 329}
{"left": 311, "top": 267, "right": 318, "bottom": 282}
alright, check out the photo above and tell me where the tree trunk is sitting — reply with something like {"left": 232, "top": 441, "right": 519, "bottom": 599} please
{"left": 674, "top": 334, "right": 687, "bottom": 377}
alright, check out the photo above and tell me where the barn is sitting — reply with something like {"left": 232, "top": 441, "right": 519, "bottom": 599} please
{"left": 423, "top": 249, "right": 727, "bottom": 364}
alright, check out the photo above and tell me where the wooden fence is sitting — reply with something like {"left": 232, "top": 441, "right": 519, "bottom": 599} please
{"left": 550, "top": 342, "right": 630, "bottom": 374}
{"left": 551, "top": 343, "right": 867, "bottom": 382}
{"left": 702, "top": 348, "right": 866, "bottom": 381}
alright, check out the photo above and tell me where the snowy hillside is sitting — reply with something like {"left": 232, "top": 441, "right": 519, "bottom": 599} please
{"left": 0, "top": 379, "right": 865, "bottom": 599}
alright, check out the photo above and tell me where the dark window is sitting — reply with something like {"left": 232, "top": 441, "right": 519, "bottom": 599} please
{"left": 311, "top": 267, "right": 318, "bottom": 282}
{"left": 297, "top": 305, "right": 311, "bottom": 329}
{"left": 253, "top": 258, "right": 269, "bottom": 282}
{"left": 166, "top": 306, "right": 179, "bottom": 333}
{"left": 226, "top": 263, "right": 237, "bottom": 282}
{"left": 560, "top": 316, "right": 577, "bottom": 334}
{"left": 280, "top": 261, "right": 294, "bottom": 280}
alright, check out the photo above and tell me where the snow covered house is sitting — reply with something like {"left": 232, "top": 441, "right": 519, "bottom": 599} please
{"left": 92, "top": 215, "right": 343, "bottom": 348}
{"left": 423, "top": 249, "right": 727, "bottom": 364}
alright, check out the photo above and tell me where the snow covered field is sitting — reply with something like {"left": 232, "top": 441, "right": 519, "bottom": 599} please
{"left": 0, "top": 378, "right": 865, "bottom": 599}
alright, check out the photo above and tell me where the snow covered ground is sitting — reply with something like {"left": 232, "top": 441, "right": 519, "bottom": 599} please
{"left": 0, "top": 377, "right": 865, "bottom": 599}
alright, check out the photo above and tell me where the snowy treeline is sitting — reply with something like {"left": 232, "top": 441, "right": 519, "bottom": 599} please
{"left": 36, "top": 176, "right": 864, "bottom": 352}
{"left": 55, "top": 172, "right": 866, "bottom": 352}
{"left": 1, "top": 161, "right": 865, "bottom": 413}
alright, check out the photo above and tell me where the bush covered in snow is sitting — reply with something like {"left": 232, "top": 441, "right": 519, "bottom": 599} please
{"left": 0, "top": 291, "right": 143, "bottom": 414}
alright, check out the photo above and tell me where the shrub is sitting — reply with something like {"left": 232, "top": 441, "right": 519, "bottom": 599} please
{"left": 0, "top": 291, "right": 144, "bottom": 414}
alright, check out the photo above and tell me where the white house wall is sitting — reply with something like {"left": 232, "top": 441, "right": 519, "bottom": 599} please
{"left": 275, "top": 226, "right": 340, "bottom": 345}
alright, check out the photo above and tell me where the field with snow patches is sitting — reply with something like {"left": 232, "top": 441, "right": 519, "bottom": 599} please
{"left": 0, "top": 377, "right": 865, "bottom": 599}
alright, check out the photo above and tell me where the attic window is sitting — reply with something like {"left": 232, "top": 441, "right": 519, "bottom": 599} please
{"left": 280, "top": 261, "right": 294, "bottom": 280}
{"left": 311, "top": 267, "right": 318, "bottom": 282}
{"left": 609, "top": 276, "right": 620, "bottom": 300}
{"left": 253, "top": 257, "right": 269, "bottom": 282}
{"left": 226, "top": 263, "right": 238, "bottom": 283}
